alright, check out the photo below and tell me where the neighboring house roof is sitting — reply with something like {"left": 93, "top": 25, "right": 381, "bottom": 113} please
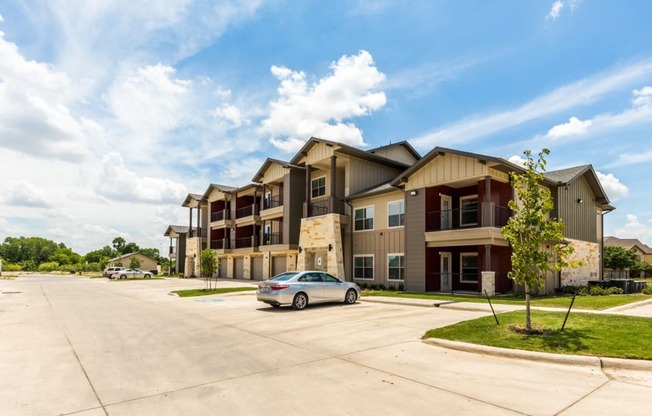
{"left": 182, "top": 193, "right": 204, "bottom": 207}
{"left": 604, "top": 236, "right": 652, "bottom": 254}
{"left": 544, "top": 165, "right": 611, "bottom": 206}
{"left": 289, "top": 137, "right": 412, "bottom": 169}
{"left": 366, "top": 140, "right": 421, "bottom": 163}
{"left": 390, "top": 146, "right": 526, "bottom": 187}
{"left": 200, "top": 183, "right": 237, "bottom": 201}
{"left": 251, "top": 158, "right": 303, "bottom": 183}
{"left": 109, "top": 252, "right": 158, "bottom": 263}
{"left": 346, "top": 180, "right": 398, "bottom": 200}
{"left": 164, "top": 225, "right": 189, "bottom": 237}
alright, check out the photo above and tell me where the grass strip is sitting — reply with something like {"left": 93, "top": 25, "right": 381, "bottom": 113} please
{"left": 424, "top": 310, "right": 652, "bottom": 360}
{"left": 172, "top": 287, "right": 257, "bottom": 297}
{"left": 362, "top": 290, "right": 650, "bottom": 310}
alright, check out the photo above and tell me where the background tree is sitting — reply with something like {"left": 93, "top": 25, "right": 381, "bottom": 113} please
{"left": 140, "top": 248, "right": 161, "bottom": 260}
{"left": 122, "top": 242, "right": 140, "bottom": 254}
{"left": 129, "top": 255, "right": 142, "bottom": 269}
{"left": 603, "top": 246, "right": 638, "bottom": 270}
{"left": 112, "top": 237, "right": 126, "bottom": 254}
{"left": 501, "top": 149, "right": 574, "bottom": 331}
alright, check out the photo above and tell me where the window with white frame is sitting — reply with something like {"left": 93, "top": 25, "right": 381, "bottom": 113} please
{"left": 387, "top": 254, "right": 405, "bottom": 280}
{"left": 388, "top": 200, "right": 405, "bottom": 227}
{"left": 311, "top": 177, "right": 326, "bottom": 198}
{"left": 354, "top": 255, "right": 374, "bottom": 279}
{"left": 460, "top": 253, "right": 478, "bottom": 283}
{"left": 354, "top": 206, "right": 374, "bottom": 231}
{"left": 460, "top": 195, "right": 478, "bottom": 226}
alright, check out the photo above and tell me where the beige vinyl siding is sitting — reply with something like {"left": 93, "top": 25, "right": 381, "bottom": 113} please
{"left": 351, "top": 190, "right": 405, "bottom": 283}
{"left": 405, "top": 154, "right": 509, "bottom": 190}
{"left": 261, "top": 163, "right": 288, "bottom": 184}
{"left": 557, "top": 176, "right": 599, "bottom": 243}
{"left": 303, "top": 142, "right": 335, "bottom": 165}
{"left": 369, "top": 145, "right": 418, "bottom": 165}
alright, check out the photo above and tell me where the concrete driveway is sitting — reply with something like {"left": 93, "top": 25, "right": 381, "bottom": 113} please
{"left": 1, "top": 275, "right": 650, "bottom": 416}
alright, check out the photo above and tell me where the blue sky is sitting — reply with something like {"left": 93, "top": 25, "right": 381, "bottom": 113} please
{"left": 0, "top": 0, "right": 651, "bottom": 254}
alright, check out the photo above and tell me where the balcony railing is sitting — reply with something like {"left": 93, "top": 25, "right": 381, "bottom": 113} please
{"left": 426, "top": 203, "right": 511, "bottom": 232}
{"left": 210, "top": 238, "right": 230, "bottom": 250}
{"left": 263, "top": 195, "right": 283, "bottom": 210}
{"left": 189, "top": 228, "right": 207, "bottom": 238}
{"left": 235, "top": 204, "right": 260, "bottom": 219}
{"left": 235, "top": 235, "right": 258, "bottom": 249}
{"left": 262, "top": 232, "right": 283, "bottom": 245}
{"left": 211, "top": 210, "right": 231, "bottom": 222}
{"left": 169, "top": 246, "right": 177, "bottom": 254}
{"left": 306, "top": 198, "right": 345, "bottom": 218}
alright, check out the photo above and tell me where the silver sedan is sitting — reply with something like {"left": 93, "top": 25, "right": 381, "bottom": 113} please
{"left": 109, "top": 268, "right": 153, "bottom": 279}
{"left": 256, "top": 271, "right": 360, "bottom": 310}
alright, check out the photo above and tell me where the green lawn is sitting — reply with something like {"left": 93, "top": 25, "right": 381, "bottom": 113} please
{"left": 172, "top": 287, "right": 257, "bottom": 297}
{"left": 424, "top": 310, "right": 652, "bottom": 360}
{"left": 362, "top": 290, "right": 651, "bottom": 310}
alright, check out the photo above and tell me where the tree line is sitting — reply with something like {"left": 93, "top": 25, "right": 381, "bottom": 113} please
{"left": 0, "top": 236, "right": 166, "bottom": 273}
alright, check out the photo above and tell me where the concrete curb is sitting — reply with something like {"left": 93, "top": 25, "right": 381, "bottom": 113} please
{"left": 604, "top": 297, "right": 652, "bottom": 312}
{"left": 360, "top": 297, "right": 452, "bottom": 308}
{"left": 423, "top": 338, "right": 652, "bottom": 370}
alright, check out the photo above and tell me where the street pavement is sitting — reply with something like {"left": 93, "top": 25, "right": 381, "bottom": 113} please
{"left": 0, "top": 275, "right": 650, "bottom": 416}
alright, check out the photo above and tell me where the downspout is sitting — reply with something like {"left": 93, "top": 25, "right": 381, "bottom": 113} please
{"left": 601, "top": 206, "right": 615, "bottom": 280}
{"left": 344, "top": 198, "right": 354, "bottom": 282}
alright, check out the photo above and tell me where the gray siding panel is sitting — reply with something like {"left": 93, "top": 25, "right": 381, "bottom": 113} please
{"left": 284, "top": 169, "right": 305, "bottom": 245}
{"left": 349, "top": 158, "right": 402, "bottom": 195}
{"left": 557, "top": 177, "right": 598, "bottom": 243}
{"left": 405, "top": 189, "right": 426, "bottom": 292}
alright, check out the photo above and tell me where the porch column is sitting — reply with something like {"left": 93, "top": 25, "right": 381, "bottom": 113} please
{"left": 189, "top": 207, "right": 193, "bottom": 236}
{"left": 484, "top": 176, "right": 493, "bottom": 227}
{"left": 330, "top": 155, "right": 337, "bottom": 213}
{"left": 196, "top": 205, "right": 201, "bottom": 237}
{"left": 304, "top": 165, "right": 311, "bottom": 217}
{"left": 484, "top": 244, "right": 491, "bottom": 270}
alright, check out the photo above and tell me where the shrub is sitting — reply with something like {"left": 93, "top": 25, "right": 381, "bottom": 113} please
{"left": 149, "top": 269, "right": 158, "bottom": 275}
{"left": 38, "top": 262, "right": 60, "bottom": 272}
{"left": 377, "top": 284, "right": 385, "bottom": 290}
{"left": 2, "top": 262, "right": 23, "bottom": 271}
{"left": 642, "top": 286, "right": 652, "bottom": 295}
{"left": 58, "top": 264, "right": 80, "bottom": 272}
{"left": 388, "top": 285, "right": 396, "bottom": 291}
{"left": 398, "top": 283, "right": 405, "bottom": 291}
{"left": 85, "top": 262, "right": 102, "bottom": 272}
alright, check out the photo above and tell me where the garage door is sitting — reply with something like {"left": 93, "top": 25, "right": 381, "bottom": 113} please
{"left": 251, "top": 257, "right": 263, "bottom": 281}
{"left": 219, "top": 259, "right": 227, "bottom": 278}
{"left": 234, "top": 258, "right": 244, "bottom": 279}
{"left": 272, "top": 256, "right": 287, "bottom": 277}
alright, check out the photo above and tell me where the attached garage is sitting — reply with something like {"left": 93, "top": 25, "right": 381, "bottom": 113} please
{"left": 219, "top": 258, "right": 228, "bottom": 278}
{"left": 272, "top": 255, "right": 287, "bottom": 277}
{"left": 251, "top": 257, "right": 263, "bottom": 280}
{"left": 234, "top": 257, "right": 244, "bottom": 279}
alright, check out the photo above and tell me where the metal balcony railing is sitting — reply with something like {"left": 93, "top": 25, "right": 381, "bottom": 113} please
{"left": 235, "top": 235, "right": 258, "bottom": 249}
{"left": 210, "top": 238, "right": 230, "bottom": 250}
{"left": 426, "top": 203, "right": 511, "bottom": 232}
{"left": 211, "top": 210, "right": 231, "bottom": 222}
{"left": 235, "top": 204, "right": 260, "bottom": 219}
{"left": 263, "top": 195, "right": 283, "bottom": 210}
{"left": 189, "top": 228, "right": 207, "bottom": 238}
{"left": 262, "top": 232, "right": 283, "bottom": 245}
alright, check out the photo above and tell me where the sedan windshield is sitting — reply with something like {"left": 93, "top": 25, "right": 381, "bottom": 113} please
{"left": 271, "top": 272, "right": 299, "bottom": 281}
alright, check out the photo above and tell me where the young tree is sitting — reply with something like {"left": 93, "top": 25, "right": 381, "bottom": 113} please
{"left": 603, "top": 246, "right": 638, "bottom": 270}
{"left": 501, "top": 149, "right": 574, "bottom": 331}
{"left": 129, "top": 255, "right": 142, "bottom": 269}
{"left": 200, "top": 249, "right": 219, "bottom": 289}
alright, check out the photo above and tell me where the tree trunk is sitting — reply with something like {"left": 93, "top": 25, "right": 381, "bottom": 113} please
{"left": 525, "top": 283, "right": 531, "bottom": 330}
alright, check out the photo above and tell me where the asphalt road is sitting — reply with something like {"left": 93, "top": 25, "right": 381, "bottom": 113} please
{"left": 1, "top": 275, "right": 650, "bottom": 416}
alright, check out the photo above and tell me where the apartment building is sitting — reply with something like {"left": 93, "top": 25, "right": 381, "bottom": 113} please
{"left": 166, "top": 139, "right": 611, "bottom": 294}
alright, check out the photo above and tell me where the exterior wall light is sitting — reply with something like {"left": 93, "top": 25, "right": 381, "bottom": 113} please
{"left": 410, "top": 190, "right": 418, "bottom": 196}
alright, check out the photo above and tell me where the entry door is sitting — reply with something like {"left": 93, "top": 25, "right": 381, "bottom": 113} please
{"left": 440, "top": 252, "right": 452, "bottom": 292}
{"left": 441, "top": 195, "right": 452, "bottom": 230}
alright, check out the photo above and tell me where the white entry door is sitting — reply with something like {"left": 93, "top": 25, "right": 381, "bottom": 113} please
{"left": 440, "top": 195, "right": 452, "bottom": 230}
{"left": 440, "top": 252, "right": 452, "bottom": 292}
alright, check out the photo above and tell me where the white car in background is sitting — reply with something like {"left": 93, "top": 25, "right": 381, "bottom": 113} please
{"left": 109, "top": 268, "right": 153, "bottom": 279}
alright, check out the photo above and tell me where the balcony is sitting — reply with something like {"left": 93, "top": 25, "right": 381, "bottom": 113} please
{"left": 263, "top": 195, "right": 283, "bottom": 210}
{"left": 306, "top": 198, "right": 345, "bottom": 218}
{"left": 189, "top": 228, "right": 207, "bottom": 238}
{"left": 210, "top": 238, "right": 230, "bottom": 250}
{"left": 236, "top": 204, "right": 260, "bottom": 219}
{"left": 211, "top": 210, "right": 231, "bottom": 222}
{"left": 235, "top": 235, "right": 258, "bottom": 249}
{"left": 262, "top": 232, "right": 283, "bottom": 246}
{"left": 426, "top": 203, "right": 511, "bottom": 232}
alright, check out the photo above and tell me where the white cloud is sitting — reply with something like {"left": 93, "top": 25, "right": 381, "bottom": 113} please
{"left": 94, "top": 152, "right": 187, "bottom": 204}
{"left": 213, "top": 104, "right": 246, "bottom": 128}
{"left": 1, "top": 181, "right": 53, "bottom": 208}
{"left": 412, "top": 58, "right": 652, "bottom": 150}
{"left": 614, "top": 214, "right": 652, "bottom": 247}
{"left": 262, "top": 50, "right": 386, "bottom": 152}
{"left": 633, "top": 85, "right": 652, "bottom": 107}
{"left": 547, "top": 1, "right": 564, "bottom": 20}
{"left": 508, "top": 155, "right": 527, "bottom": 166}
{"left": 546, "top": 116, "right": 592, "bottom": 138}
{"left": 596, "top": 172, "right": 629, "bottom": 202}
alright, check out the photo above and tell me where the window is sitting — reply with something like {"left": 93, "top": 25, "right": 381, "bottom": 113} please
{"left": 388, "top": 201, "right": 405, "bottom": 227}
{"left": 354, "top": 256, "right": 374, "bottom": 279}
{"left": 460, "top": 195, "right": 478, "bottom": 226}
{"left": 387, "top": 254, "right": 405, "bottom": 280}
{"left": 354, "top": 207, "right": 374, "bottom": 231}
{"left": 460, "top": 253, "right": 478, "bottom": 283}
{"left": 311, "top": 177, "right": 326, "bottom": 198}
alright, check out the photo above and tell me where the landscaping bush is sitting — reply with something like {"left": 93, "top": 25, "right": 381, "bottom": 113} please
{"left": 149, "top": 269, "right": 158, "bottom": 275}
{"left": 2, "top": 262, "right": 23, "bottom": 271}
{"left": 85, "top": 262, "right": 102, "bottom": 272}
{"left": 577, "top": 285, "right": 624, "bottom": 296}
{"left": 643, "top": 286, "right": 652, "bottom": 295}
{"left": 38, "top": 261, "right": 60, "bottom": 272}
{"left": 388, "top": 285, "right": 396, "bottom": 291}
{"left": 398, "top": 283, "right": 405, "bottom": 291}
{"left": 58, "top": 264, "right": 80, "bottom": 272}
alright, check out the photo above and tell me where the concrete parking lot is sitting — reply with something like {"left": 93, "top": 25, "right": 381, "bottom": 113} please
{"left": 1, "top": 275, "right": 650, "bottom": 416}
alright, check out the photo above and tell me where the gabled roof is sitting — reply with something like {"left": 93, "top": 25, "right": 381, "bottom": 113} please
{"left": 390, "top": 146, "right": 526, "bottom": 187}
{"left": 201, "top": 183, "right": 237, "bottom": 200}
{"left": 181, "top": 193, "right": 203, "bottom": 207}
{"left": 289, "top": 137, "right": 412, "bottom": 169}
{"left": 109, "top": 252, "right": 158, "bottom": 262}
{"left": 164, "top": 225, "right": 189, "bottom": 236}
{"left": 367, "top": 140, "right": 421, "bottom": 162}
{"left": 604, "top": 236, "right": 652, "bottom": 254}
{"left": 346, "top": 180, "right": 398, "bottom": 200}
{"left": 544, "top": 164, "right": 610, "bottom": 205}
{"left": 251, "top": 158, "right": 302, "bottom": 183}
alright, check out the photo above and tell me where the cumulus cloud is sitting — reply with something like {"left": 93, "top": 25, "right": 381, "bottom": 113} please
{"left": 1, "top": 181, "right": 53, "bottom": 208}
{"left": 615, "top": 214, "right": 652, "bottom": 247}
{"left": 547, "top": 1, "right": 565, "bottom": 20}
{"left": 508, "top": 155, "right": 527, "bottom": 166}
{"left": 546, "top": 116, "right": 592, "bottom": 138}
{"left": 0, "top": 32, "right": 94, "bottom": 160}
{"left": 95, "top": 152, "right": 187, "bottom": 204}
{"left": 633, "top": 85, "right": 652, "bottom": 107}
{"left": 213, "top": 104, "right": 246, "bottom": 128}
{"left": 596, "top": 171, "right": 629, "bottom": 202}
{"left": 262, "top": 50, "right": 387, "bottom": 152}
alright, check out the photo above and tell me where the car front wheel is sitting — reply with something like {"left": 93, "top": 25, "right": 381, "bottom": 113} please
{"left": 292, "top": 293, "right": 308, "bottom": 310}
{"left": 344, "top": 289, "right": 357, "bottom": 304}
